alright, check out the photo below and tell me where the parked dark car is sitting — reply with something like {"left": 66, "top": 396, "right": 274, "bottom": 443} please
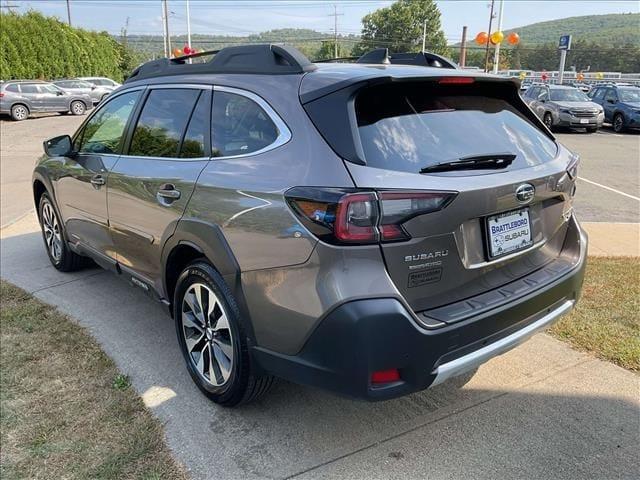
{"left": 522, "top": 84, "right": 603, "bottom": 132}
{"left": 0, "top": 80, "right": 92, "bottom": 121}
{"left": 33, "top": 45, "right": 587, "bottom": 406}
{"left": 588, "top": 84, "right": 640, "bottom": 132}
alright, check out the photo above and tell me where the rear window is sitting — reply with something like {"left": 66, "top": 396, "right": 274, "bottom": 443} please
{"left": 355, "top": 82, "right": 557, "bottom": 174}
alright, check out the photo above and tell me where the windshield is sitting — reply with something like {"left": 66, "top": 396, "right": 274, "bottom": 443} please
{"left": 619, "top": 89, "right": 640, "bottom": 103}
{"left": 355, "top": 82, "right": 557, "bottom": 174}
{"left": 549, "top": 89, "right": 590, "bottom": 102}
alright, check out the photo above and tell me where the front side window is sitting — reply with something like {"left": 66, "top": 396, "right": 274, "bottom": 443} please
{"left": 211, "top": 91, "right": 279, "bottom": 157}
{"left": 591, "top": 88, "right": 605, "bottom": 101}
{"left": 604, "top": 90, "right": 618, "bottom": 102}
{"left": 355, "top": 81, "right": 558, "bottom": 174}
{"left": 129, "top": 88, "right": 200, "bottom": 158}
{"left": 77, "top": 90, "right": 140, "bottom": 154}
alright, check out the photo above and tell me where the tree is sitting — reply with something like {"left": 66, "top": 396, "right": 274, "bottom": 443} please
{"left": 315, "top": 40, "right": 350, "bottom": 60}
{"left": 352, "top": 0, "right": 447, "bottom": 56}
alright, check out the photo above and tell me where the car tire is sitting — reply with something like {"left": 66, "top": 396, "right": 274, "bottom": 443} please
{"left": 38, "top": 193, "right": 88, "bottom": 272}
{"left": 613, "top": 113, "right": 625, "bottom": 133}
{"left": 70, "top": 100, "right": 86, "bottom": 116}
{"left": 10, "top": 103, "right": 29, "bottom": 121}
{"left": 174, "top": 260, "right": 274, "bottom": 407}
{"left": 543, "top": 112, "right": 553, "bottom": 131}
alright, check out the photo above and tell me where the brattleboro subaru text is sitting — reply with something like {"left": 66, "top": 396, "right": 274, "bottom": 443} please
{"left": 33, "top": 45, "right": 586, "bottom": 406}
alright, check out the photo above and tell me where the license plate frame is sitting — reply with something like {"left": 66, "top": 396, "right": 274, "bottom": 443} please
{"left": 579, "top": 118, "right": 589, "bottom": 124}
{"left": 485, "top": 208, "right": 533, "bottom": 259}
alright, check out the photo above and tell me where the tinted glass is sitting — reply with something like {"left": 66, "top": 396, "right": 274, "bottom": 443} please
{"left": 618, "top": 88, "right": 640, "bottom": 102}
{"left": 211, "top": 91, "right": 279, "bottom": 157}
{"left": 591, "top": 88, "right": 605, "bottom": 101}
{"left": 55, "top": 81, "right": 72, "bottom": 88}
{"left": 549, "top": 89, "right": 590, "bottom": 102}
{"left": 129, "top": 88, "right": 200, "bottom": 158}
{"left": 180, "top": 92, "right": 209, "bottom": 158}
{"left": 356, "top": 82, "right": 558, "bottom": 174}
{"left": 5, "top": 84, "right": 18, "bottom": 93}
{"left": 20, "top": 84, "right": 39, "bottom": 94}
{"left": 77, "top": 91, "right": 140, "bottom": 154}
{"left": 604, "top": 89, "right": 618, "bottom": 102}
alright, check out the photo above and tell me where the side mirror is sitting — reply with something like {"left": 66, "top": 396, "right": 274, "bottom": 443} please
{"left": 607, "top": 98, "right": 616, "bottom": 104}
{"left": 44, "top": 135, "right": 74, "bottom": 157}
{"left": 537, "top": 93, "right": 547, "bottom": 102}
{"left": 56, "top": 91, "right": 64, "bottom": 96}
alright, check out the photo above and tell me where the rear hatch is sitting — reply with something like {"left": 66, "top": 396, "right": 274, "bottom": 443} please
{"left": 302, "top": 72, "right": 578, "bottom": 313}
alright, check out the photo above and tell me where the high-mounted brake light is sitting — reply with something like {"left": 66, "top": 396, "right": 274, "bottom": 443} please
{"left": 438, "top": 76, "right": 475, "bottom": 85}
{"left": 285, "top": 188, "right": 456, "bottom": 245}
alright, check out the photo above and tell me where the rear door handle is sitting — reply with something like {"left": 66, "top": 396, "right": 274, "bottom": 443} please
{"left": 90, "top": 174, "right": 105, "bottom": 187}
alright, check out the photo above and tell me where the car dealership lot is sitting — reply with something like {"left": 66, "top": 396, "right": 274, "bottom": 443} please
{"left": 1, "top": 115, "right": 639, "bottom": 479}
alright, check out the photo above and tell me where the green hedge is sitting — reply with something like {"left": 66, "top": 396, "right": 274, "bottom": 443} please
{"left": 0, "top": 11, "right": 128, "bottom": 81}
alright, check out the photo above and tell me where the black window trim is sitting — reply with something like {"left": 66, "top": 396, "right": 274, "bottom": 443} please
{"left": 121, "top": 84, "right": 213, "bottom": 162}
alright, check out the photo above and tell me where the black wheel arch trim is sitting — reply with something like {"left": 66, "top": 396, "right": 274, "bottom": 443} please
{"left": 161, "top": 218, "right": 259, "bottom": 348}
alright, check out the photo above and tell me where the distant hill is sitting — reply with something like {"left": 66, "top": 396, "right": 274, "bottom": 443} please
{"left": 505, "top": 13, "right": 639, "bottom": 46}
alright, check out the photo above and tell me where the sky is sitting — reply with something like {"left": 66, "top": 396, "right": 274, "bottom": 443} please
{"left": 7, "top": 0, "right": 640, "bottom": 43}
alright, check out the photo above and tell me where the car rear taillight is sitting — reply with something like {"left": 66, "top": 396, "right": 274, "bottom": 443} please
{"left": 0, "top": 93, "right": 4, "bottom": 98}
{"left": 567, "top": 152, "right": 580, "bottom": 180}
{"left": 285, "top": 187, "right": 456, "bottom": 245}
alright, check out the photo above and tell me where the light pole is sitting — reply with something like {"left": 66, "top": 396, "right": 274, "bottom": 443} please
{"left": 492, "top": 0, "right": 504, "bottom": 74}
{"left": 186, "top": 0, "right": 192, "bottom": 63}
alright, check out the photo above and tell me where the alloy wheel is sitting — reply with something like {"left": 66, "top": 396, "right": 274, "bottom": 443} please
{"left": 613, "top": 115, "right": 624, "bottom": 132}
{"left": 181, "top": 283, "right": 234, "bottom": 387}
{"left": 13, "top": 105, "right": 27, "bottom": 120}
{"left": 42, "top": 202, "right": 62, "bottom": 263}
{"left": 71, "top": 102, "right": 85, "bottom": 115}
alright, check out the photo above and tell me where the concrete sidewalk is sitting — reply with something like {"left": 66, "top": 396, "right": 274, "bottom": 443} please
{"left": 1, "top": 213, "right": 639, "bottom": 480}
{"left": 582, "top": 222, "right": 640, "bottom": 257}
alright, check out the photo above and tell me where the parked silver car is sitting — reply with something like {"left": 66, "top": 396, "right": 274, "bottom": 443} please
{"left": 522, "top": 84, "right": 604, "bottom": 132}
{"left": 0, "top": 80, "right": 93, "bottom": 121}
{"left": 78, "top": 76, "right": 121, "bottom": 92}
{"left": 53, "top": 79, "right": 111, "bottom": 104}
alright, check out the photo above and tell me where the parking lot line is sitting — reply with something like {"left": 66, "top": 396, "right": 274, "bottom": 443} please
{"left": 578, "top": 177, "right": 640, "bottom": 202}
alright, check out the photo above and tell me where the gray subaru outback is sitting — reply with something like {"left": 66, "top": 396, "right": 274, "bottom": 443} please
{"left": 33, "top": 45, "right": 587, "bottom": 406}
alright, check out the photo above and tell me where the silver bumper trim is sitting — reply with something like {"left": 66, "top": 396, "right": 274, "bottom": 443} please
{"left": 431, "top": 299, "right": 575, "bottom": 386}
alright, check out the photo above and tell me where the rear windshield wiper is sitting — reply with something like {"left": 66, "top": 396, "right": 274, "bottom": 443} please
{"left": 420, "top": 153, "right": 516, "bottom": 174}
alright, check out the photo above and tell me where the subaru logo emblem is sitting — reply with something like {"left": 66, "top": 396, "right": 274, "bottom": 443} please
{"left": 515, "top": 183, "right": 535, "bottom": 204}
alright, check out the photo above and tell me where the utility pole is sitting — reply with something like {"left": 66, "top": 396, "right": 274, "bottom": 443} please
{"left": 492, "top": 0, "right": 504, "bottom": 74}
{"left": 484, "top": 0, "right": 495, "bottom": 73}
{"left": 186, "top": 0, "right": 192, "bottom": 63}
{"left": 66, "top": 0, "right": 72, "bottom": 26}
{"left": 161, "top": 1, "right": 167, "bottom": 57}
{"left": 328, "top": 5, "right": 343, "bottom": 58}
{"left": 162, "top": 0, "right": 171, "bottom": 57}
{"left": 421, "top": 19, "right": 427, "bottom": 53}
{"left": 459, "top": 25, "right": 468, "bottom": 67}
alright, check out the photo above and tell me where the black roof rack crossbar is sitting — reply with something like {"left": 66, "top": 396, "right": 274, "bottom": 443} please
{"left": 125, "top": 44, "right": 317, "bottom": 83}
{"left": 314, "top": 48, "right": 457, "bottom": 69}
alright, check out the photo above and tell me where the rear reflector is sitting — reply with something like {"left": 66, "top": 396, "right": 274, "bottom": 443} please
{"left": 371, "top": 369, "right": 401, "bottom": 384}
{"left": 438, "top": 76, "right": 475, "bottom": 85}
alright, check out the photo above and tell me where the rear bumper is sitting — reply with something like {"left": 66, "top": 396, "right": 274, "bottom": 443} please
{"left": 253, "top": 217, "right": 587, "bottom": 401}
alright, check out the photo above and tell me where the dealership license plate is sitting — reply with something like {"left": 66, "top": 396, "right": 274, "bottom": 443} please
{"left": 579, "top": 119, "right": 589, "bottom": 124}
{"left": 486, "top": 209, "right": 533, "bottom": 258}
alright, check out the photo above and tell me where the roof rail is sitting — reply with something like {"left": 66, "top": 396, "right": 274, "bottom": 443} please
{"left": 315, "top": 48, "right": 457, "bottom": 69}
{"left": 125, "top": 44, "right": 316, "bottom": 84}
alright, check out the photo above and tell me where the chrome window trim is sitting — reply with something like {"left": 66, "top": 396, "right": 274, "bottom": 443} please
{"left": 211, "top": 85, "right": 292, "bottom": 160}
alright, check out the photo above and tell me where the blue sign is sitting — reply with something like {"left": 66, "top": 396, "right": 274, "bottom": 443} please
{"left": 558, "top": 35, "right": 572, "bottom": 51}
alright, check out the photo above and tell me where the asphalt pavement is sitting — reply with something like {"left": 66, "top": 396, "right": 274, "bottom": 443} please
{"left": 1, "top": 115, "right": 639, "bottom": 479}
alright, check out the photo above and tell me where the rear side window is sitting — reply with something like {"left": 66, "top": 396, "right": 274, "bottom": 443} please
{"left": 180, "top": 92, "right": 209, "bottom": 158}
{"left": 77, "top": 91, "right": 140, "bottom": 154}
{"left": 20, "top": 84, "right": 38, "bottom": 94}
{"left": 129, "top": 88, "right": 200, "bottom": 158}
{"left": 355, "top": 82, "right": 557, "bottom": 174}
{"left": 4, "top": 84, "right": 18, "bottom": 93}
{"left": 211, "top": 91, "right": 278, "bottom": 157}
